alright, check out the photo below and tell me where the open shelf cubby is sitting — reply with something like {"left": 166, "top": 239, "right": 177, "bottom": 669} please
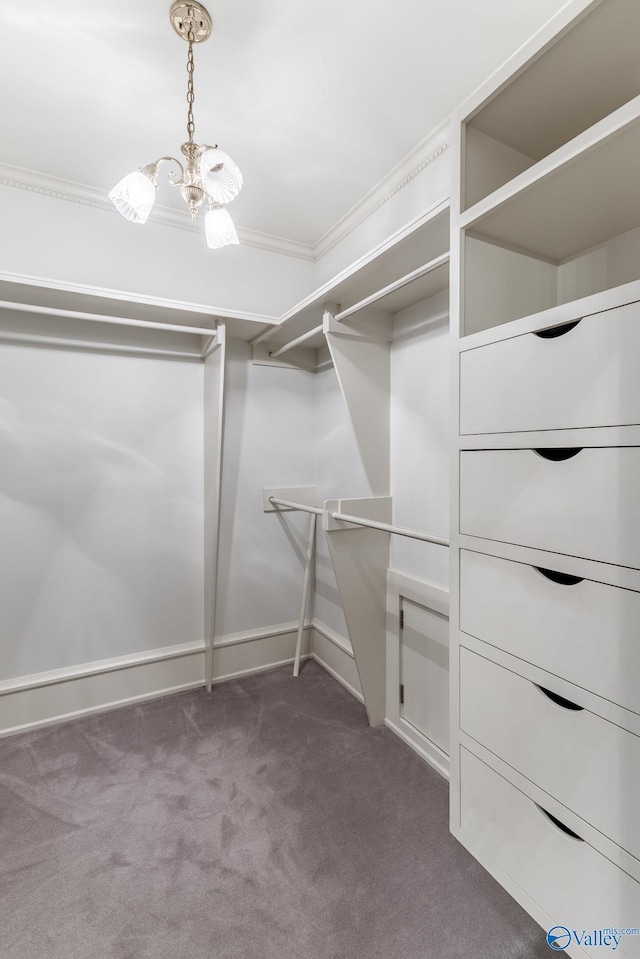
{"left": 463, "top": 0, "right": 640, "bottom": 212}
{"left": 462, "top": 106, "right": 640, "bottom": 336}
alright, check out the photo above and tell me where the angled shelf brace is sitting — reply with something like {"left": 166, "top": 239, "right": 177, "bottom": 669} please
{"left": 323, "top": 497, "right": 449, "bottom": 727}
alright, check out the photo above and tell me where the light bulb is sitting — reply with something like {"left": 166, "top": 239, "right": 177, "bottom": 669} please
{"left": 200, "top": 147, "right": 243, "bottom": 205}
{"left": 205, "top": 206, "right": 239, "bottom": 249}
{"left": 109, "top": 170, "right": 156, "bottom": 224}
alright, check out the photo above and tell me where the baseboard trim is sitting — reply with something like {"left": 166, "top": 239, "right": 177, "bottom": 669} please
{"left": 0, "top": 624, "right": 313, "bottom": 738}
{"left": 312, "top": 652, "right": 364, "bottom": 704}
{"left": 310, "top": 621, "right": 363, "bottom": 704}
{"left": 311, "top": 620, "right": 354, "bottom": 658}
{"left": 0, "top": 640, "right": 205, "bottom": 696}
{"left": 384, "top": 718, "right": 450, "bottom": 780}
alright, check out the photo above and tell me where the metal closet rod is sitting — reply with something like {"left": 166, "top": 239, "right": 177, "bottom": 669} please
{"left": 0, "top": 300, "right": 218, "bottom": 337}
{"left": 268, "top": 324, "right": 323, "bottom": 359}
{"left": 269, "top": 497, "right": 448, "bottom": 546}
{"left": 266, "top": 250, "right": 450, "bottom": 359}
{"left": 269, "top": 497, "right": 324, "bottom": 516}
{"left": 0, "top": 329, "right": 202, "bottom": 360}
{"left": 334, "top": 252, "right": 450, "bottom": 322}
{"left": 331, "top": 511, "right": 449, "bottom": 547}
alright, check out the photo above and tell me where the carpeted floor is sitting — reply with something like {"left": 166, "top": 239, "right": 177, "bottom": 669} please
{"left": 0, "top": 662, "right": 556, "bottom": 959}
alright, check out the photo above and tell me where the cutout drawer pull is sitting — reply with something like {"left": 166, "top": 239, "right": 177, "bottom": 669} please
{"left": 536, "top": 805, "right": 584, "bottom": 841}
{"left": 534, "top": 319, "right": 582, "bottom": 338}
{"left": 535, "top": 567, "right": 584, "bottom": 586}
{"left": 534, "top": 447, "right": 583, "bottom": 461}
{"left": 535, "top": 685, "right": 584, "bottom": 711}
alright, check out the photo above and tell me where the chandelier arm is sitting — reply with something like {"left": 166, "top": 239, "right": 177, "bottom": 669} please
{"left": 149, "top": 156, "right": 187, "bottom": 186}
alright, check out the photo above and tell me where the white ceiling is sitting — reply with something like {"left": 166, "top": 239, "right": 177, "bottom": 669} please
{"left": 0, "top": 0, "right": 569, "bottom": 247}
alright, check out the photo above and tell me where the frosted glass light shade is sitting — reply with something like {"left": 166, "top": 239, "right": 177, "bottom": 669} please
{"left": 200, "top": 148, "right": 243, "bottom": 204}
{"left": 205, "top": 206, "right": 239, "bottom": 249}
{"left": 109, "top": 170, "right": 156, "bottom": 224}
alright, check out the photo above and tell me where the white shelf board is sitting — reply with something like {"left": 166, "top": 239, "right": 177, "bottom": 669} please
{"left": 337, "top": 255, "right": 450, "bottom": 321}
{"left": 465, "top": 109, "right": 640, "bottom": 263}
{"left": 458, "top": 278, "right": 640, "bottom": 352}
{"left": 254, "top": 200, "right": 450, "bottom": 350}
{"left": 466, "top": 0, "right": 639, "bottom": 165}
{"left": 460, "top": 94, "right": 640, "bottom": 233}
{"left": 0, "top": 273, "right": 277, "bottom": 342}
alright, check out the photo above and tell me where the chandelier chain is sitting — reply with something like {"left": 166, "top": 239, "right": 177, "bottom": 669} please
{"left": 186, "top": 20, "right": 196, "bottom": 143}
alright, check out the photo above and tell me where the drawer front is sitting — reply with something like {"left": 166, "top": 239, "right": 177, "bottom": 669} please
{"left": 460, "top": 300, "right": 640, "bottom": 435}
{"left": 460, "top": 649, "right": 640, "bottom": 861}
{"left": 460, "top": 748, "right": 640, "bottom": 956}
{"left": 459, "top": 550, "right": 640, "bottom": 716}
{"left": 460, "top": 447, "right": 640, "bottom": 568}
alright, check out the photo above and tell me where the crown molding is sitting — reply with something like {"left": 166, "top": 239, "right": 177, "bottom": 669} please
{"left": 312, "top": 119, "right": 451, "bottom": 261}
{"left": 0, "top": 163, "right": 315, "bottom": 261}
{"left": 0, "top": 122, "right": 450, "bottom": 265}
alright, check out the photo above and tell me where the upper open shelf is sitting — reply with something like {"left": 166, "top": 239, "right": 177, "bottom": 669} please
{"left": 461, "top": 103, "right": 640, "bottom": 336}
{"left": 0, "top": 273, "right": 277, "bottom": 357}
{"left": 462, "top": 0, "right": 640, "bottom": 211}
{"left": 467, "top": 107, "right": 640, "bottom": 263}
{"left": 253, "top": 200, "right": 450, "bottom": 363}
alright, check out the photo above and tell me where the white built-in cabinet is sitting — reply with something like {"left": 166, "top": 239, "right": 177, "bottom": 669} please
{"left": 450, "top": 0, "right": 640, "bottom": 953}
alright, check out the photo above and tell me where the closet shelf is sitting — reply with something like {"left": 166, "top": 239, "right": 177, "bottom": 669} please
{"left": 335, "top": 253, "right": 450, "bottom": 323}
{"left": 252, "top": 199, "right": 450, "bottom": 358}
{"left": 458, "top": 277, "right": 640, "bottom": 351}
{"left": 462, "top": 0, "right": 640, "bottom": 210}
{"left": 0, "top": 299, "right": 219, "bottom": 338}
{"left": 461, "top": 96, "right": 640, "bottom": 260}
{"left": 0, "top": 273, "right": 278, "bottom": 344}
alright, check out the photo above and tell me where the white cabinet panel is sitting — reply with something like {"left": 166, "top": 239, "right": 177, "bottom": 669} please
{"left": 460, "top": 550, "right": 640, "bottom": 716}
{"left": 460, "top": 447, "right": 640, "bottom": 569}
{"left": 461, "top": 748, "right": 640, "bottom": 956}
{"left": 460, "top": 300, "right": 640, "bottom": 434}
{"left": 461, "top": 649, "right": 640, "bottom": 861}
{"left": 400, "top": 598, "right": 449, "bottom": 754}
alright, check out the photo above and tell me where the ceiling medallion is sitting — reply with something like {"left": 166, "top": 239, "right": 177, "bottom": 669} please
{"left": 109, "top": 2, "right": 242, "bottom": 250}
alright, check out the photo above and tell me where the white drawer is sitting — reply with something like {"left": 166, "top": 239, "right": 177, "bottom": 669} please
{"left": 461, "top": 748, "right": 640, "bottom": 956}
{"left": 460, "top": 648, "right": 640, "bottom": 862}
{"left": 460, "top": 447, "right": 640, "bottom": 568}
{"left": 459, "top": 550, "right": 640, "bottom": 716}
{"left": 460, "top": 301, "right": 640, "bottom": 435}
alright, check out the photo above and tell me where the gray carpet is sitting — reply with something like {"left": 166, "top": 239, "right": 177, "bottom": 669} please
{"left": 0, "top": 661, "right": 555, "bottom": 959}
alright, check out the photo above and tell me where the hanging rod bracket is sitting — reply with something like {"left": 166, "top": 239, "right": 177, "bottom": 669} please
{"left": 323, "top": 496, "right": 393, "bottom": 531}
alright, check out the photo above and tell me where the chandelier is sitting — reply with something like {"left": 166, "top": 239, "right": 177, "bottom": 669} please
{"left": 109, "top": 2, "right": 242, "bottom": 250}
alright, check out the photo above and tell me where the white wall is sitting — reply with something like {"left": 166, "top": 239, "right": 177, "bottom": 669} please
{"left": 390, "top": 290, "right": 449, "bottom": 591}
{"left": 214, "top": 338, "right": 316, "bottom": 636}
{"left": 312, "top": 365, "right": 370, "bottom": 638}
{"left": 0, "top": 341, "right": 204, "bottom": 680}
{"left": 0, "top": 185, "right": 315, "bottom": 318}
{"left": 313, "top": 144, "right": 450, "bottom": 287}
